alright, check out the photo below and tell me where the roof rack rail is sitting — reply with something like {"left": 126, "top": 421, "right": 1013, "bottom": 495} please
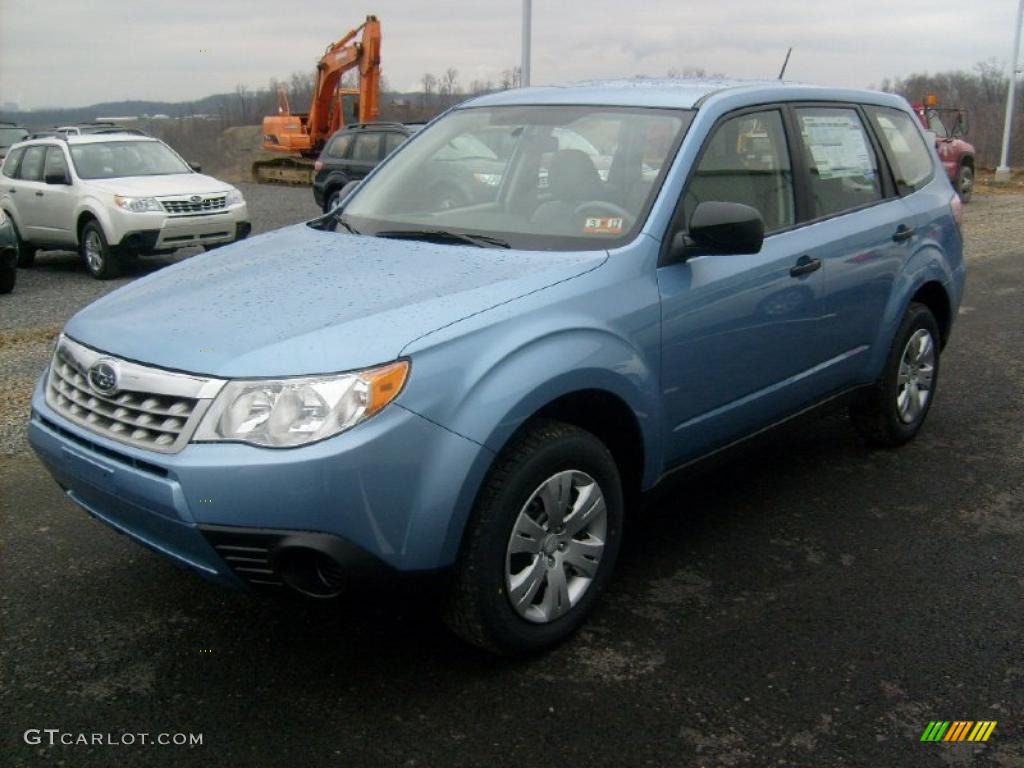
{"left": 26, "top": 131, "right": 68, "bottom": 141}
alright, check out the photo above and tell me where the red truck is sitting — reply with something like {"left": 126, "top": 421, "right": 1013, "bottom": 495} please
{"left": 912, "top": 96, "right": 975, "bottom": 202}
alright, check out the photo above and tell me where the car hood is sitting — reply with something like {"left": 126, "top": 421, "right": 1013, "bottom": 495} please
{"left": 84, "top": 173, "right": 233, "bottom": 197}
{"left": 64, "top": 224, "right": 606, "bottom": 377}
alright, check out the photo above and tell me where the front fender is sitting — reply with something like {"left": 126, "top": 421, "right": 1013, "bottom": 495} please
{"left": 74, "top": 198, "right": 115, "bottom": 245}
{"left": 399, "top": 325, "right": 663, "bottom": 566}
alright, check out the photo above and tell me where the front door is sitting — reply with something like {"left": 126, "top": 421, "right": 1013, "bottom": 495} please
{"left": 658, "top": 108, "right": 831, "bottom": 465}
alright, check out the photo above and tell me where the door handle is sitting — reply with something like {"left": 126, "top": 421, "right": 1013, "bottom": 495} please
{"left": 35, "top": 191, "right": 44, "bottom": 197}
{"left": 8, "top": 188, "right": 15, "bottom": 193}
{"left": 892, "top": 224, "right": 915, "bottom": 242}
{"left": 790, "top": 255, "right": 822, "bottom": 278}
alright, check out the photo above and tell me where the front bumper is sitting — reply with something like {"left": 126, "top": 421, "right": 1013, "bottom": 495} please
{"left": 110, "top": 204, "right": 250, "bottom": 251}
{"left": 28, "top": 375, "right": 491, "bottom": 590}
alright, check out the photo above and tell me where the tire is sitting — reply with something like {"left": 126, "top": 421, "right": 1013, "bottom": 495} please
{"left": 850, "top": 302, "right": 941, "bottom": 447}
{"left": 79, "top": 220, "right": 121, "bottom": 280}
{"left": 324, "top": 189, "right": 343, "bottom": 214}
{"left": 956, "top": 164, "right": 973, "bottom": 203}
{"left": 444, "top": 419, "right": 624, "bottom": 655}
{"left": 7, "top": 215, "right": 36, "bottom": 268}
{"left": 0, "top": 263, "right": 15, "bottom": 294}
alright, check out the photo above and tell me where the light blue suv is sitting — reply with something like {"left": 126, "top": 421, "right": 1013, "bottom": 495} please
{"left": 28, "top": 79, "right": 965, "bottom": 653}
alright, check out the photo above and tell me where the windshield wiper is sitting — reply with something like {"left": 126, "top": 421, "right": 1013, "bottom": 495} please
{"left": 335, "top": 215, "right": 360, "bottom": 235}
{"left": 374, "top": 229, "right": 510, "bottom": 249}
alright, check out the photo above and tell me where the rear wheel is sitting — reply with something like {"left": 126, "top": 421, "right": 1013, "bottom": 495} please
{"left": 445, "top": 419, "right": 623, "bottom": 655}
{"left": 956, "top": 164, "right": 974, "bottom": 203}
{"left": 850, "top": 302, "right": 940, "bottom": 446}
{"left": 79, "top": 220, "right": 121, "bottom": 280}
{"left": 7, "top": 216, "right": 36, "bottom": 268}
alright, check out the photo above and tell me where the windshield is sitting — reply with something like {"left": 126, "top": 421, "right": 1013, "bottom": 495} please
{"left": 0, "top": 127, "right": 28, "bottom": 148}
{"left": 338, "top": 105, "right": 692, "bottom": 250}
{"left": 68, "top": 140, "right": 190, "bottom": 179}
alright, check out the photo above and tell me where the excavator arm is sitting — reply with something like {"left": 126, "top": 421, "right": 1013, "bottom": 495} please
{"left": 256, "top": 15, "right": 381, "bottom": 183}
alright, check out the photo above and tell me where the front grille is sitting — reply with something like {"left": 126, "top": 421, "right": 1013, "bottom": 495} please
{"left": 45, "top": 336, "right": 224, "bottom": 454}
{"left": 160, "top": 195, "right": 227, "bottom": 215}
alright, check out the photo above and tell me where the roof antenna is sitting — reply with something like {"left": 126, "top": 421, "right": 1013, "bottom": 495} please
{"left": 778, "top": 48, "right": 793, "bottom": 80}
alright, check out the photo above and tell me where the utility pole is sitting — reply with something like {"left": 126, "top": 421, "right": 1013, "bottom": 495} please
{"left": 995, "top": 0, "right": 1024, "bottom": 181}
{"left": 521, "top": 0, "right": 532, "bottom": 87}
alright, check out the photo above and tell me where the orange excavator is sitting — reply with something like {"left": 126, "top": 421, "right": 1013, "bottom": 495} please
{"left": 253, "top": 15, "right": 382, "bottom": 184}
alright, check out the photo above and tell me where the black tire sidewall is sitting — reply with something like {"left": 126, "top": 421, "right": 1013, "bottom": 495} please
{"left": 8, "top": 215, "right": 36, "bottom": 267}
{"left": 325, "top": 190, "right": 342, "bottom": 213}
{"left": 877, "top": 303, "right": 941, "bottom": 441}
{"left": 469, "top": 427, "right": 623, "bottom": 654}
{"left": 0, "top": 263, "right": 14, "bottom": 293}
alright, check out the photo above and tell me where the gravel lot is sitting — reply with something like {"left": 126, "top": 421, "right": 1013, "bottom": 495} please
{"left": 0, "top": 183, "right": 319, "bottom": 454}
{"left": 1, "top": 192, "right": 1022, "bottom": 767}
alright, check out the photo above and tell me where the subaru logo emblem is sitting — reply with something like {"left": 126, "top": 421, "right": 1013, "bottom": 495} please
{"left": 189, "top": 195, "right": 202, "bottom": 203}
{"left": 88, "top": 361, "right": 118, "bottom": 396}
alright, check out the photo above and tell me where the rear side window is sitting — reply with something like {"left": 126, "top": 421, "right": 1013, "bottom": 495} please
{"left": 685, "top": 109, "right": 795, "bottom": 233}
{"left": 383, "top": 132, "right": 407, "bottom": 155}
{"left": 2, "top": 146, "right": 25, "bottom": 177}
{"left": 326, "top": 134, "right": 352, "bottom": 159}
{"left": 352, "top": 132, "right": 382, "bottom": 162}
{"left": 865, "top": 107, "right": 934, "bottom": 194}
{"left": 44, "top": 146, "right": 69, "bottom": 180}
{"left": 18, "top": 145, "right": 46, "bottom": 181}
{"left": 795, "top": 108, "right": 882, "bottom": 218}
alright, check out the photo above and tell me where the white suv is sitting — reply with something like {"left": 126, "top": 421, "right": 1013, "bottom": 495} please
{"left": 0, "top": 133, "right": 250, "bottom": 279}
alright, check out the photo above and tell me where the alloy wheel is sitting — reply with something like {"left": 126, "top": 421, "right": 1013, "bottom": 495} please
{"left": 896, "top": 328, "right": 936, "bottom": 423}
{"left": 504, "top": 470, "right": 607, "bottom": 624}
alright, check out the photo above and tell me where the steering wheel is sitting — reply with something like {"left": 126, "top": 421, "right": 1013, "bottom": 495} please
{"left": 573, "top": 200, "right": 633, "bottom": 219}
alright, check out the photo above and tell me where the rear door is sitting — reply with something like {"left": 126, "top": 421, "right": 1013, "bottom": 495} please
{"left": 347, "top": 131, "right": 384, "bottom": 180}
{"left": 788, "top": 104, "right": 914, "bottom": 385}
{"left": 10, "top": 144, "right": 48, "bottom": 238}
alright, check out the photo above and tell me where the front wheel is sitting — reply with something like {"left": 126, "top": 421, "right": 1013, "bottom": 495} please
{"left": 444, "top": 419, "right": 623, "bottom": 655}
{"left": 7, "top": 216, "right": 36, "bottom": 267}
{"left": 850, "top": 302, "right": 940, "bottom": 446}
{"left": 79, "top": 220, "right": 121, "bottom": 280}
{"left": 956, "top": 164, "right": 973, "bottom": 203}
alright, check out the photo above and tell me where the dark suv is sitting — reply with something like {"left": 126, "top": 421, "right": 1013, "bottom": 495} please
{"left": 313, "top": 122, "right": 419, "bottom": 212}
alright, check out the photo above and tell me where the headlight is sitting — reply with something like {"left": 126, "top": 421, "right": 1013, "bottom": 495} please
{"left": 225, "top": 188, "right": 244, "bottom": 206}
{"left": 0, "top": 208, "right": 6, "bottom": 225}
{"left": 193, "top": 361, "right": 409, "bottom": 447}
{"left": 472, "top": 172, "right": 502, "bottom": 186}
{"left": 114, "top": 195, "right": 163, "bottom": 213}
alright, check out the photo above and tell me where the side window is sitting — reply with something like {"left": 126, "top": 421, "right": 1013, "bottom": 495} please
{"left": 866, "top": 107, "right": 935, "bottom": 195}
{"left": 685, "top": 109, "right": 795, "bottom": 233}
{"left": 18, "top": 145, "right": 46, "bottom": 181}
{"left": 351, "top": 132, "right": 382, "bottom": 162}
{"left": 44, "top": 146, "right": 69, "bottom": 181}
{"left": 326, "top": 134, "right": 352, "bottom": 159}
{"left": 2, "top": 146, "right": 25, "bottom": 177}
{"left": 795, "top": 108, "right": 882, "bottom": 218}
{"left": 383, "top": 132, "right": 407, "bottom": 155}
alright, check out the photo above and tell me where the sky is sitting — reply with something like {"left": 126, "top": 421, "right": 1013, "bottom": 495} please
{"left": 0, "top": 0, "right": 1016, "bottom": 110}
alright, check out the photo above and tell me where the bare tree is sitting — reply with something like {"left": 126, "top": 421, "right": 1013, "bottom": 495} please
{"left": 421, "top": 72, "right": 438, "bottom": 107}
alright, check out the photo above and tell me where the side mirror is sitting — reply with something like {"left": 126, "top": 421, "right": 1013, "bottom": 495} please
{"left": 44, "top": 171, "right": 70, "bottom": 185}
{"left": 952, "top": 109, "right": 969, "bottom": 138}
{"left": 671, "top": 201, "right": 764, "bottom": 260}
{"left": 336, "top": 179, "right": 361, "bottom": 207}
{"left": 189, "top": 162, "right": 202, "bottom": 173}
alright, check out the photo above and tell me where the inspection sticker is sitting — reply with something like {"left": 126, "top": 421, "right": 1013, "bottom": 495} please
{"left": 584, "top": 217, "right": 624, "bottom": 234}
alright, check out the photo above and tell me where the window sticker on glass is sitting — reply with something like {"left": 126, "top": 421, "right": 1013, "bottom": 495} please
{"left": 799, "top": 114, "right": 873, "bottom": 180}
{"left": 583, "top": 217, "right": 623, "bottom": 235}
